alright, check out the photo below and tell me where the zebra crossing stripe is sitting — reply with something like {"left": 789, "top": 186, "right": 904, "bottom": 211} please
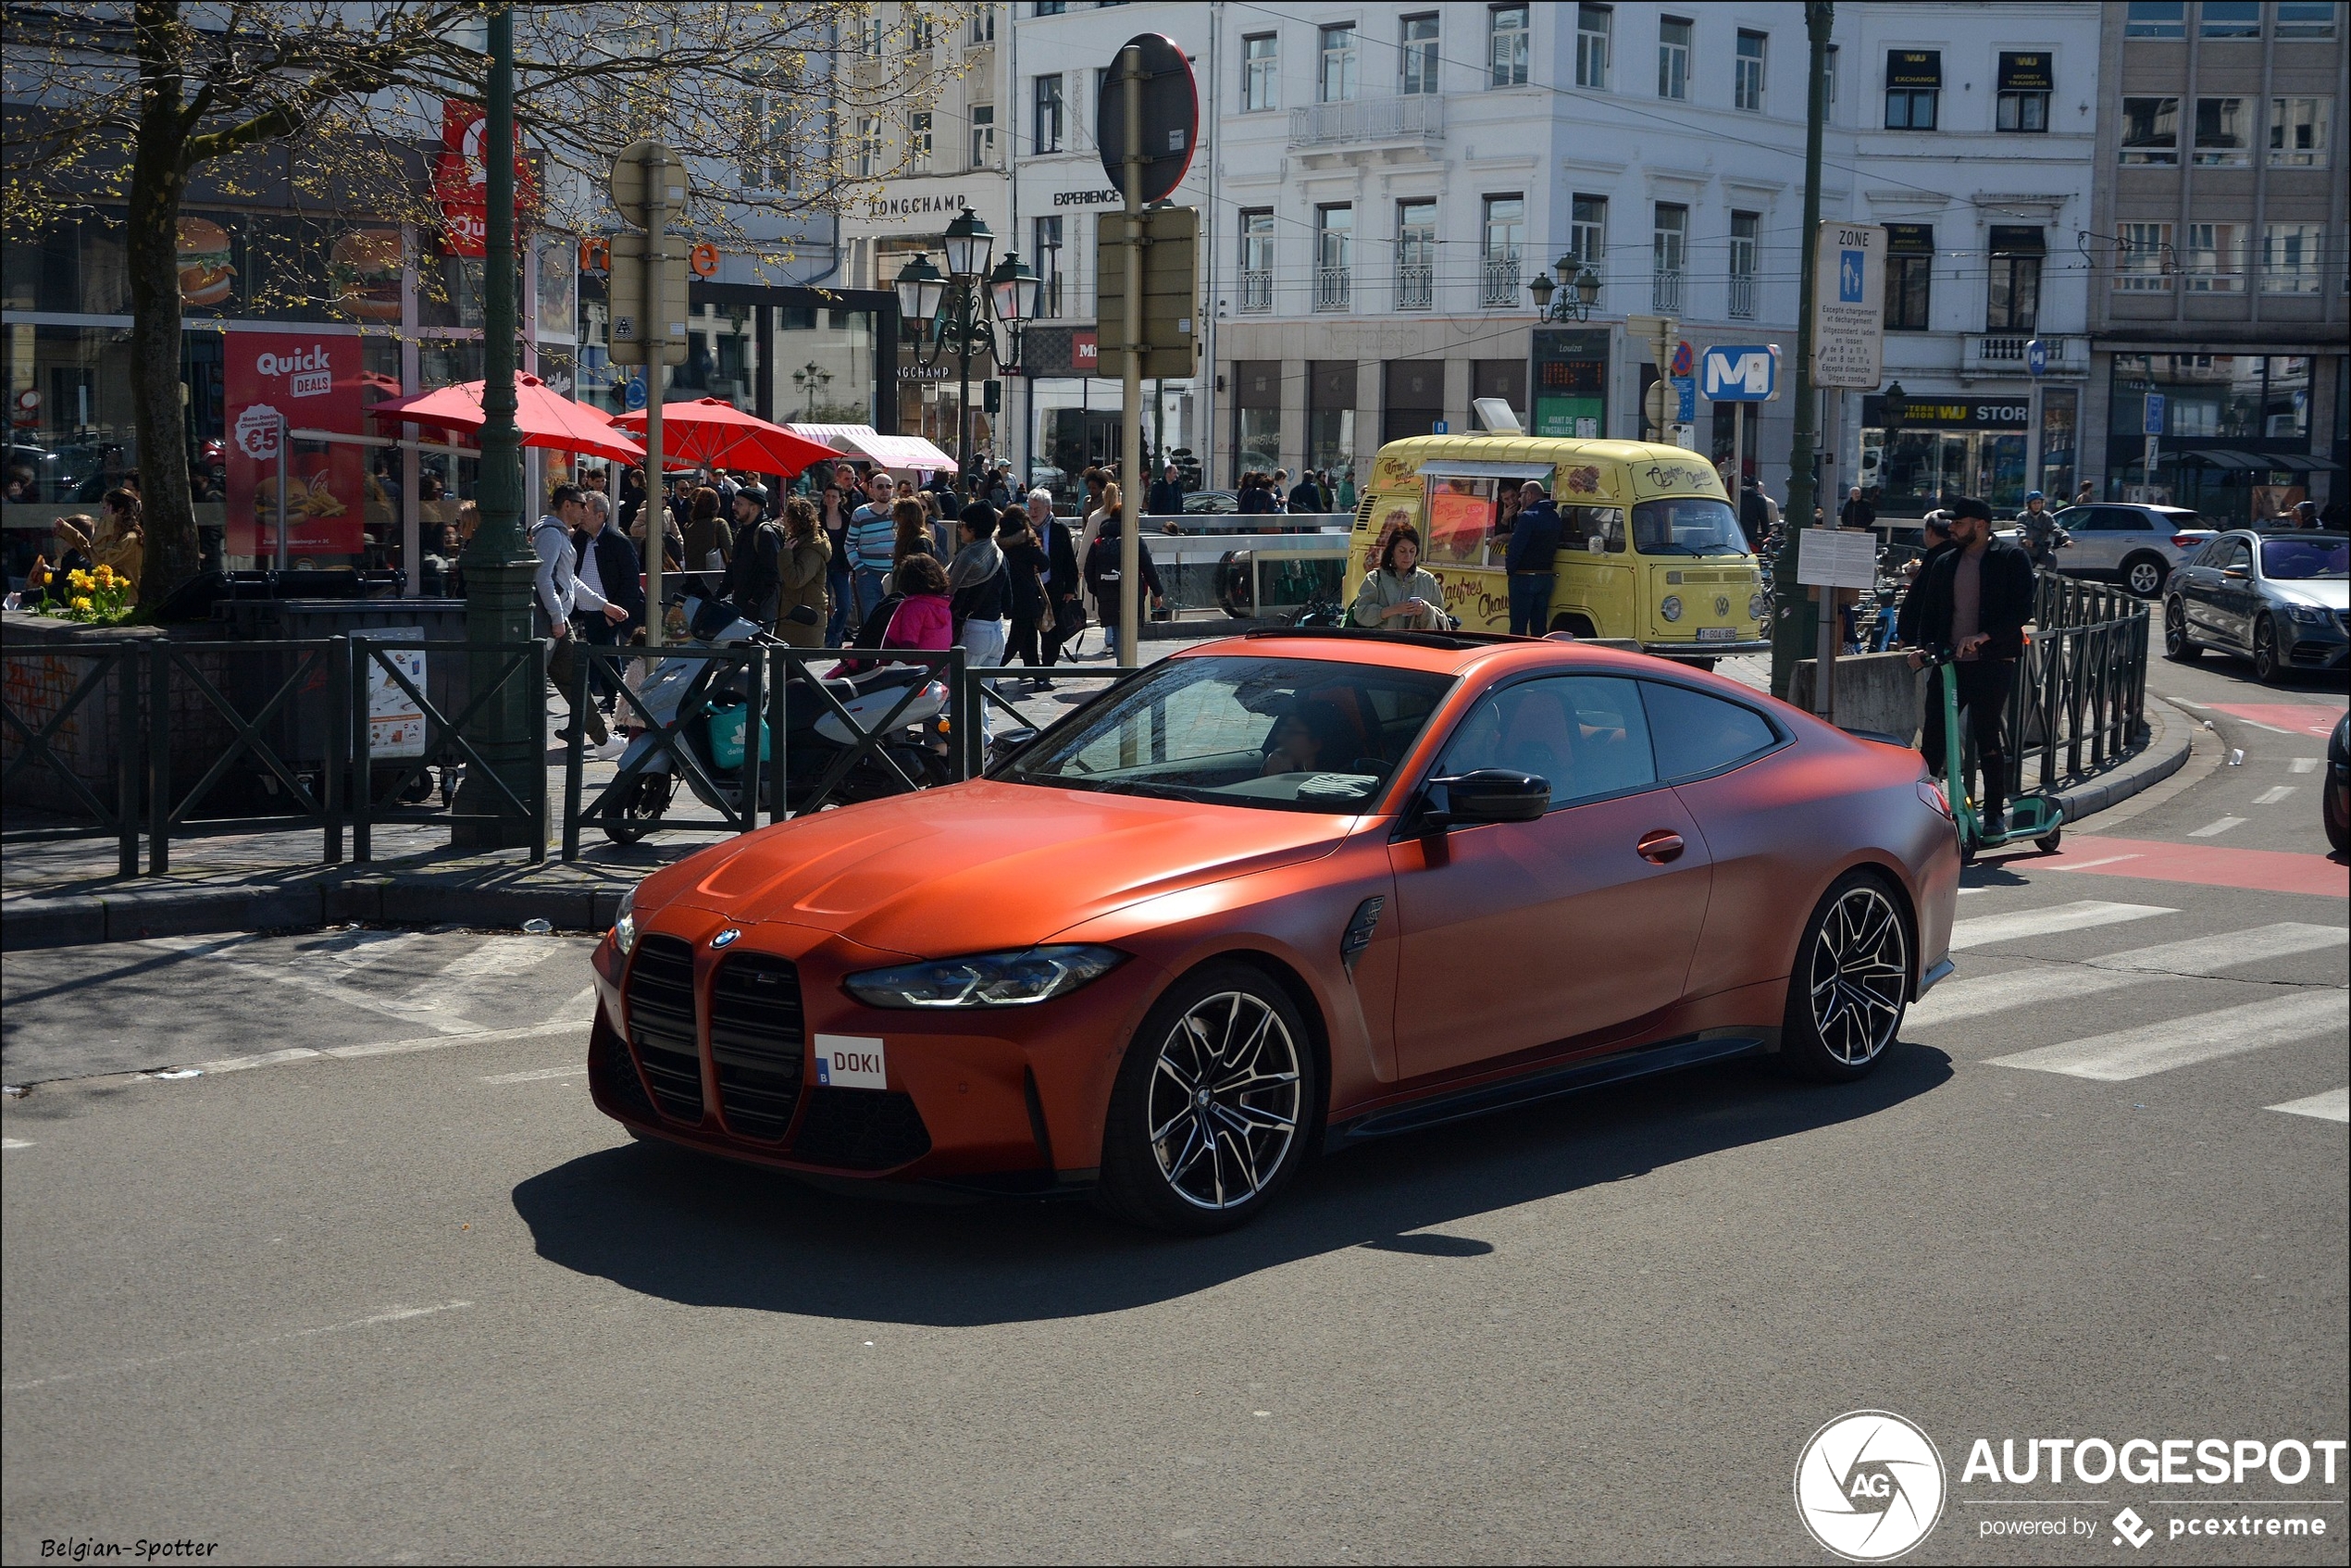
{"left": 1986, "top": 992, "right": 2346, "bottom": 1082}
{"left": 1909, "top": 967, "right": 2138, "bottom": 1028}
{"left": 1911, "top": 923, "right": 2345, "bottom": 1029}
{"left": 2268, "top": 1088, "right": 2349, "bottom": 1123}
{"left": 1947, "top": 901, "right": 2175, "bottom": 952}
{"left": 2079, "top": 922, "right": 2346, "bottom": 977}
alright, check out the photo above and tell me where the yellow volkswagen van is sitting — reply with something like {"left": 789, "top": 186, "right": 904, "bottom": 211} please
{"left": 1346, "top": 434, "right": 1770, "bottom": 662}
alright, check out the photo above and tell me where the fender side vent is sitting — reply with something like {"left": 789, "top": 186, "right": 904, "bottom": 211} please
{"left": 1340, "top": 895, "right": 1387, "bottom": 976}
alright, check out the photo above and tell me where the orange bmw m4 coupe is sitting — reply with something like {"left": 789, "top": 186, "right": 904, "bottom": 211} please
{"left": 587, "top": 629, "right": 1961, "bottom": 1233}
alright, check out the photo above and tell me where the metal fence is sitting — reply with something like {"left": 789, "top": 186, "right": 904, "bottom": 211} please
{"left": 2004, "top": 573, "right": 2151, "bottom": 800}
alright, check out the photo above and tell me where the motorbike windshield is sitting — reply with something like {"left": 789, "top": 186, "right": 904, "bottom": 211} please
{"left": 999, "top": 655, "right": 1454, "bottom": 813}
{"left": 1633, "top": 498, "right": 1748, "bottom": 555}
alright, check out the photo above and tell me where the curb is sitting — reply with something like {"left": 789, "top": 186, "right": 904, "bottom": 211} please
{"left": 2049, "top": 704, "right": 2193, "bottom": 825}
{"left": 1, "top": 876, "right": 628, "bottom": 952}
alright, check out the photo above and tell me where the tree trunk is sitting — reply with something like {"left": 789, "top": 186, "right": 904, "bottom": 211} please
{"left": 129, "top": 0, "right": 197, "bottom": 614}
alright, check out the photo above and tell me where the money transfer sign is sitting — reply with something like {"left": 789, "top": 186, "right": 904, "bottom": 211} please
{"left": 1810, "top": 222, "right": 1885, "bottom": 390}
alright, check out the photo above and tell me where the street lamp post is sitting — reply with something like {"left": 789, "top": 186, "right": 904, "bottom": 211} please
{"left": 895, "top": 211, "right": 1037, "bottom": 490}
{"left": 1527, "top": 258, "right": 1604, "bottom": 323}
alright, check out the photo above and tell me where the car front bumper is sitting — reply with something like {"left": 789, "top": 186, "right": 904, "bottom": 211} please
{"left": 2282, "top": 616, "right": 2349, "bottom": 670}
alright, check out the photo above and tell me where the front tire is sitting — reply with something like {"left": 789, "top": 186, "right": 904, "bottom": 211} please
{"left": 1095, "top": 964, "right": 1317, "bottom": 1234}
{"left": 1780, "top": 872, "right": 1911, "bottom": 1081}
{"left": 2252, "top": 615, "right": 2286, "bottom": 684}
{"left": 2164, "top": 598, "right": 2201, "bottom": 662}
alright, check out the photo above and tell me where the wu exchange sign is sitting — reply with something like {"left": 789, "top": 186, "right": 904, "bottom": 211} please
{"left": 1811, "top": 222, "right": 1885, "bottom": 390}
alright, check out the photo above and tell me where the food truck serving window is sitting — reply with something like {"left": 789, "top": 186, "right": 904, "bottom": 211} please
{"left": 1425, "top": 477, "right": 1500, "bottom": 566}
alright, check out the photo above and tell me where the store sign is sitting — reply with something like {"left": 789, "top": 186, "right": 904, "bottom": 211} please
{"left": 1886, "top": 50, "right": 1942, "bottom": 88}
{"left": 223, "top": 331, "right": 366, "bottom": 557}
{"left": 1073, "top": 328, "right": 1097, "bottom": 369}
{"left": 1052, "top": 189, "right": 1124, "bottom": 207}
{"left": 863, "top": 192, "right": 973, "bottom": 219}
{"left": 1533, "top": 328, "right": 1608, "bottom": 439}
{"left": 433, "top": 100, "right": 537, "bottom": 258}
{"left": 1861, "top": 394, "right": 2030, "bottom": 430}
{"left": 1997, "top": 52, "right": 2052, "bottom": 92}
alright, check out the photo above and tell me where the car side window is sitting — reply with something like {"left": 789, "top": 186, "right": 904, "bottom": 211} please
{"left": 1437, "top": 675, "right": 1659, "bottom": 806}
{"left": 2098, "top": 508, "right": 2146, "bottom": 531}
{"left": 2220, "top": 539, "right": 2253, "bottom": 573}
{"left": 1640, "top": 681, "right": 1780, "bottom": 780}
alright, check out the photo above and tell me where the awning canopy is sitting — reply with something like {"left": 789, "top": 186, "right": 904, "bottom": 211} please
{"left": 2174, "top": 447, "right": 2274, "bottom": 469}
{"left": 2263, "top": 452, "right": 2345, "bottom": 474}
{"left": 785, "top": 422, "right": 958, "bottom": 474}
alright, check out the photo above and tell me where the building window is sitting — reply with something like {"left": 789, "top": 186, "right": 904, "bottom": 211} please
{"left": 1315, "top": 205, "right": 1353, "bottom": 311}
{"left": 1320, "top": 23, "right": 1359, "bottom": 103}
{"left": 1651, "top": 204, "right": 1686, "bottom": 312}
{"left": 909, "top": 15, "right": 933, "bottom": 51}
{"left": 1396, "top": 200, "right": 1436, "bottom": 310}
{"left": 1242, "top": 34, "right": 1278, "bottom": 112}
{"left": 2122, "top": 1, "right": 2184, "bottom": 37}
{"left": 1032, "top": 216, "right": 1064, "bottom": 317}
{"left": 970, "top": 105, "right": 995, "bottom": 168}
{"left": 2261, "top": 223, "right": 2324, "bottom": 293}
{"left": 857, "top": 115, "right": 881, "bottom": 177}
{"left": 1735, "top": 31, "right": 1767, "bottom": 113}
{"left": 1885, "top": 50, "right": 1940, "bottom": 130}
{"left": 2270, "top": 97, "right": 2332, "bottom": 168}
{"left": 2194, "top": 97, "right": 2251, "bottom": 167}
{"left": 1491, "top": 6, "right": 1531, "bottom": 88}
{"left": 2277, "top": 2, "right": 2339, "bottom": 39}
{"left": 1482, "top": 194, "right": 1524, "bottom": 306}
{"left": 1822, "top": 44, "right": 1838, "bottom": 106}
{"left": 2200, "top": 1, "right": 2261, "bottom": 38}
{"left": 1307, "top": 360, "right": 1358, "bottom": 474}
{"left": 2116, "top": 221, "right": 2174, "bottom": 291}
{"left": 2119, "top": 96, "right": 2179, "bottom": 164}
{"left": 1986, "top": 227, "right": 2044, "bottom": 331}
{"left": 1235, "top": 361, "right": 1283, "bottom": 473}
{"left": 1238, "top": 209, "right": 1274, "bottom": 313}
{"left": 1728, "top": 210, "right": 1759, "bottom": 319}
{"left": 739, "top": 87, "right": 792, "bottom": 190}
{"left": 907, "top": 110, "right": 932, "bottom": 174}
{"left": 1034, "top": 1, "right": 1066, "bottom": 14}
{"left": 1569, "top": 194, "right": 1607, "bottom": 305}
{"left": 970, "top": 8, "right": 995, "bottom": 44}
{"left": 1884, "top": 225, "right": 1934, "bottom": 328}
{"left": 2183, "top": 222, "right": 2247, "bottom": 292}
{"left": 1033, "top": 74, "right": 1064, "bottom": 153}
{"left": 1658, "top": 17, "right": 1691, "bottom": 101}
{"left": 1576, "top": 5, "right": 1611, "bottom": 89}
{"left": 1401, "top": 14, "right": 1440, "bottom": 94}
{"left": 1996, "top": 53, "right": 2050, "bottom": 132}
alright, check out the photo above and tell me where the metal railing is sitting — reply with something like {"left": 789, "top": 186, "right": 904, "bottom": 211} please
{"left": 1238, "top": 268, "right": 1273, "bottom": 312}
{"left": 1314, "top": 265, "right": 1352, "bottom": 311}
{"left": 1728, "top": 274, "right": 1757, "bottom": 319}
{"left": 1288, "top": 93, "right": 1444, "bottom": 148}
{"left": 1479, "top": 253, "right": 1521, "bottom": 307}
{"left": 1, "top": 640, "right": 141, "bottom": 876}
{"left": 1394, "top": 261, "right": 1433, "bottom": 310}
{"left": 2002, "top": 574, "right": 2151, "bottom": 802}
{"left": 349, "top": 637, "right": 546, "bottom": 865}
{"left": 1651, "top": 269, "right": 1685, "bottom": 313}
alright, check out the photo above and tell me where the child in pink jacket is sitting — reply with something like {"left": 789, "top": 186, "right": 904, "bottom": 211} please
{"left": 881, "top": 554, "right": 952, "bottom": 650}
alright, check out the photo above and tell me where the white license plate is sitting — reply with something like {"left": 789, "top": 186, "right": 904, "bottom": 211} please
{"left": 814, "top": 1034, "right": 888, "bottom": 1090}
{"left": 1698, "top": 627, "right": 1736, "bottom": 642}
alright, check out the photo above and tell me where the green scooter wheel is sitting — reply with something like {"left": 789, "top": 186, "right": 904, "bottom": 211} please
{"left": 2035, "top": 825, "right": 2062, "bottom": 853}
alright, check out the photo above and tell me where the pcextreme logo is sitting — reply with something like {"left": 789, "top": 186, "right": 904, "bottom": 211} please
{"left": 1795, "top": 1410, "right": 1948, "bottom": 1562}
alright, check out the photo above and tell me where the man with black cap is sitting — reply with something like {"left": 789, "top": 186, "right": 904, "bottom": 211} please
{"left": 1905, "top": 495, "right": 2034, "bottom": 833}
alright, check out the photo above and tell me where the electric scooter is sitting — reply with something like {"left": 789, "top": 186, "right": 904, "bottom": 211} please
{"left": 1922, "top": 649, "right": 2062, "bottom": 862}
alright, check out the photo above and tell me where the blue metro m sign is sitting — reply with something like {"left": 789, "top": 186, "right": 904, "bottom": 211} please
{"left": 1702, "top": 344, "right": 1779, "bottom": 402}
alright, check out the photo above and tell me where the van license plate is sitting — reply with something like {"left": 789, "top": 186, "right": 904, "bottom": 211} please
{"left": 1698, "top": 627, "right": 1735, "bottom": 642}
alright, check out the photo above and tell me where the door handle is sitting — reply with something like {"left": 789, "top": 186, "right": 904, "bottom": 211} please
{"left": 1636, "top": 829, "right": 1685, "bottom": 865}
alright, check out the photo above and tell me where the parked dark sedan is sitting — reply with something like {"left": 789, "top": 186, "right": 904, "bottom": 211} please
{"left": 2328, "top": 711, "right": 2349, "bottom": 854}
{"left": 2163, "top": 530, "right": 2348, "bottom": 683}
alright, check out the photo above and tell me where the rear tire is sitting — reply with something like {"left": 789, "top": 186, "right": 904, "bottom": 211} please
{"left": 2035, "top": 825, "right": 2063, "bottom": 854}
{"left": 2163, "top": 598, "right": 2201, "bottom": 662}
{"left": 1779, "top": 871, "right": 1911, "bottom": 1082}
{"left": 599, "top": 770, "right": 674, "bottom": 845}
{"left": 2121, "top": 554, "right": 2168, "bottom": 599}
{"left": 1094, "top": 964, "right": 1318, "bottom": 1234}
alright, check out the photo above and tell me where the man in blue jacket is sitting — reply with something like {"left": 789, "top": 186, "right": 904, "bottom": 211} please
{"left": 1503, "top": 481, "right": 1564, "bottom": 636}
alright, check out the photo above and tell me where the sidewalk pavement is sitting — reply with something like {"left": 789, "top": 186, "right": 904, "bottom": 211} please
{"left": 2, "top": 647, "right": 2190, "bottom": 952}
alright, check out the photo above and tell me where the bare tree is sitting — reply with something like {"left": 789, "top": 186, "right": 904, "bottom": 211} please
{"left": 2, "top": 1, "right": 974, "bottom": 609}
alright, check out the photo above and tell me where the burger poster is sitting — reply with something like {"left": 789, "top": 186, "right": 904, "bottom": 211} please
{"left": 177, "top": 217, "right": 236, "bottom": 306}
{"left": 223, "top": 331, "right": 366, "bottom": 557}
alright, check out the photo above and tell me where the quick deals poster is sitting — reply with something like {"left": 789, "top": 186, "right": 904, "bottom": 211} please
{"left": 224, "top": 330, "right": 366, "bottom": 558}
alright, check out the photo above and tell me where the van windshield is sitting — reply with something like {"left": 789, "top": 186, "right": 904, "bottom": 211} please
{"left": 1632, "top": 497, "right": 1748, "bottom": 556}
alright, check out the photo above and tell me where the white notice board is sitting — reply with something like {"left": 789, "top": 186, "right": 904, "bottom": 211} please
{"left": 1797, "top": 529, "right": 1878, "bottom": 591}
{"left": 359, "top": 628, "right": 427, "bottom": 760}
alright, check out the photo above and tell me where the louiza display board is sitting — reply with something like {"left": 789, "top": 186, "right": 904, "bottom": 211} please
{"left": 223, "top": 330, "right": 367, "bottom": 558}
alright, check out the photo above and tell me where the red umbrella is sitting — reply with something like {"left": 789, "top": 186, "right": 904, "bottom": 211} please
{"left": 368, "top": 374, "right": 644, "bottom": 464}
{"left": 610, "top": 397, "right": 843, "bottom": 474}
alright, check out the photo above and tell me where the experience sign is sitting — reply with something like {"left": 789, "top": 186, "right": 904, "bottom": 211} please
{"left": 1811, "top": 221, "right": 1885, "bottom": 390}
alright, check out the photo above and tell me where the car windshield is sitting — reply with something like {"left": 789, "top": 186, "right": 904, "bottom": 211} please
{"left": 1000, "top": 654, "right": 1454, "bottom": 813}
{"left": 1632, "top": 497, "right": 1748, "bottom": 556}
{"left": 2260, "top": 537, "right": 2348, "bottom": 579}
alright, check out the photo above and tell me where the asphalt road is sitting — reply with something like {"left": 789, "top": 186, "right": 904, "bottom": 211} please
{"left": 4, "top": 653, "right": 2344, "bottom": 1566}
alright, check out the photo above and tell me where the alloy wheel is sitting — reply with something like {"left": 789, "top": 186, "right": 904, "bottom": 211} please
{"left": 2254, "top": 616, "right": 2282, "bottom": 683}
{"left": 1806, "top": 886, "right": 1909, "bottom": 1067}
{"left": 1147, "top": 991, "right": 1302, "bottom": 1211}
{"left": 2126, "top": 558, "right": 2165, "bottom": 598}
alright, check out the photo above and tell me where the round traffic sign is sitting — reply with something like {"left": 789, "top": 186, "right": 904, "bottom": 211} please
{"left": 1644, "top": 380, "right": 1673, "bottom": 432}
{"left": 1671, "top": 340, "right": 1693, "bottom": 379}
{"left": 623, "top": 376, "right": 647, "bottom": 411}
{"left": 1096, "top": 34, "right": 1199, "bottom": 204}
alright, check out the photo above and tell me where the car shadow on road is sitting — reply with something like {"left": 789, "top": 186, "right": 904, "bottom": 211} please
{"left": 511, "top": 1044, "right": 1952, "bottom": 1326}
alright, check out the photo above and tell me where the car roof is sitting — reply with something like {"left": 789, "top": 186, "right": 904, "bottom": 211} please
{"left": 1169, "top": 627, "right": 1754, "bottom": 687}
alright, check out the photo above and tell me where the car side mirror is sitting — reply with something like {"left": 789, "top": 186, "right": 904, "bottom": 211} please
{"left": 2221, "top": 566, "right": 2249, "bottom": 579}
{"left": 1424, "top": 769, "right": 1550, "bottom": 827}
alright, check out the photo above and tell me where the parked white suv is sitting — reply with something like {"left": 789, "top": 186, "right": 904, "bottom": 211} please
{"left": 2047, "top": 504, "right": 2215, "bottom": 598}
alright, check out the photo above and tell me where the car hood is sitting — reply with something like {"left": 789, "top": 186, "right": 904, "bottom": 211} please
{"left": 2268, "top": 579, "right": 2348, "bottom": 610}
{"left": 663, "top": 779, "right": 1354, "bottom": 955}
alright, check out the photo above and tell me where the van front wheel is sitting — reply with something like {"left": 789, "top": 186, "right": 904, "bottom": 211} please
{"left": 1548, "top": 614, "right": 1597, "bottom": 640}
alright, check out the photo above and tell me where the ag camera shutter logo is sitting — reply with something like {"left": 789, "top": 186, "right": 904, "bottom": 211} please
{"left": 1795, "top": 1410, "right": 1947, "bottom": 1562}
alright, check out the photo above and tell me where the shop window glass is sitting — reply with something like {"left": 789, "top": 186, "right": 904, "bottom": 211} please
{"left": 2269, "top": 98, "right": 2331, "bottom": 168}
{"left": 2120, "top": 97, "right": 2179, "bottom": 164}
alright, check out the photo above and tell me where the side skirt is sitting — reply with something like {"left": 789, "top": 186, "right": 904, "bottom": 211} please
{"left": 1324, "top": 1028, "right": 1776, "bottom": 1151}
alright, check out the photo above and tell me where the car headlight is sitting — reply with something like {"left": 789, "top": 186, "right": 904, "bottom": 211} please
{"left": 842, "top": 945, "right": 1126, "bottom": 1009}
{"left": 612, "top": 885, "right": 638, "bottom": 956}
{"left": 1660, "top": 595, "right": 1684, "bottom": 623}
{"left": 2281, "top": 603, "right": 2330, "bottom": 625}
{"left": 1748, "top": 591, "right": 1771, "bottom": 621}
